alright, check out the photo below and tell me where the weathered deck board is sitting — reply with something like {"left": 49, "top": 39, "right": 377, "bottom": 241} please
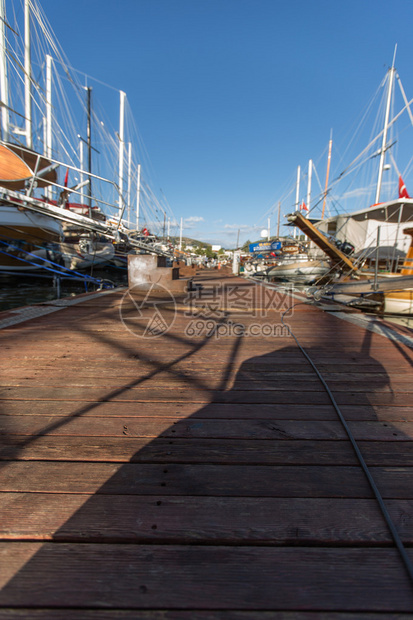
{"left": 0, "top": 462, "right": 413, "bottom": 498}
{"left": 1, "top": 437, "right": 413, "bottom": 465}
{"left": 1, "top": 400, "right": 412, "bottom": 422}
{"left": 1, "top": 272, "right": 413, "bottom": 614}
{"left": 2, "top": 415, "right": 413, "bottom": 441}
{"left": 0, "top": 614, "right": 408, "bottom": 620}
{"left": 1, "top": 494, "right": 412, "bottom": 544}
{"left": 0, "top": 544, "right": 413, "bottom": 611}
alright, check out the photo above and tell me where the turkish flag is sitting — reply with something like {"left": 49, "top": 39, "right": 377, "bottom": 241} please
{"left": 399, "top": 175, "right": 410, "bottom": 199}
{"left": 300, "top": 201, "right": 308, "bottom": 211}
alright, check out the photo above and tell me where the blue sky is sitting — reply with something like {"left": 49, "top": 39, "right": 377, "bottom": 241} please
{"left": 30, "top": 0, "right": 413, "bottom": 246}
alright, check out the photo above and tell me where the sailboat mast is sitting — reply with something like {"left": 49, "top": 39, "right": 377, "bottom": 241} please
{"left": 127, "top": 142, "right": 132, "bottom": 227}
{"left": 45, "top": 54, "right": 52, "bottom": 158}
{"left": 24, "top": 0, "right": 32, "bottom": 149}
{"left": 79, "top": 138, "right": 84, "bottom": 203}
{"left": 321, "top": 135, "right": 332, "bottom": 219}
{"left": 375, "top": 54, "right": 396, "bottom": 205}
{"left": 306, "top": 159, "right": 312, "bottom": 214}
{"left": 294, "top": 165, "right": 300, "bottom": 239}
{"left": 86, "top": 86, "right": 92, "bottom": 215}
{"left": 118, "top": 90, "right": 125, "bottom": 212}
{"left": 277, "top": 200, "right": 281, "bottom": 237}
{"left": 136, "top": 163, "right": 141, "bottom": 230}
{"left": 0, "top": 0, "right": 9, "bottom": 142}
{"left": 45, "top": 54, "right": 52, "bottom": 199}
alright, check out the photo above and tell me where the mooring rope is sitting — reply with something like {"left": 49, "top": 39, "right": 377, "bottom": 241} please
{"left": 280, "top": 301, "right": 413, "bottom": 587}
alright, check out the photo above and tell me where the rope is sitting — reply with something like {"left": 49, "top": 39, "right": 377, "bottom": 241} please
{"left": 280, "top": 301, "right": 413, "bottom": 587}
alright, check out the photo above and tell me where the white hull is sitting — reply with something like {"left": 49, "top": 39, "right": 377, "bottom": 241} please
{"left": 266, "top": 260, "right": 330, "bottom": 284}
{"left": 0, "top": 205, "right": 62, "bottom": 271}
{"left": 0, "top": 204, "right": 62, "bottom": 242}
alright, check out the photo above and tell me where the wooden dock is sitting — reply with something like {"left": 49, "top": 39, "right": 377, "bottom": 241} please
{"left": 1, "top": 270, "right": 413, "bottom": 617}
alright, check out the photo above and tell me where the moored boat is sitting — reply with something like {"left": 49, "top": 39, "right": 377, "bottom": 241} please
{"left": 265, "top": 255, "right": 331, "bottom": 284}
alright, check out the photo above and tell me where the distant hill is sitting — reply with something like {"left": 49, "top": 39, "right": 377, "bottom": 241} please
{"left": 169, "top": 236, "right": 213, "bottom": 250}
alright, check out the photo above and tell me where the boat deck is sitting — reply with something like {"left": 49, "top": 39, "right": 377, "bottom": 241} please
{"left": 1, "top": 270, "right": 413, "bottom": 617}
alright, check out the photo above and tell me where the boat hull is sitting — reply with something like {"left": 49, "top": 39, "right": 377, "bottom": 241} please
{"left": 0, "top": 204, "right": 63, "bottom": 272}
{"left": 266, "top": 260, "right": 330, "bottom": 284}
{"left": 60, "top": 240, "right": 115, "bottom": 271}
{"left": 0, "top": 204, "right": 62, "bottom": 243}
{"left": 383, "top": 290, "right": 413, "bottom": 314}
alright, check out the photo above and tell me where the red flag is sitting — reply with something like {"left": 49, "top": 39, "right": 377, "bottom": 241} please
{"left": 299, "top": 201, "right": 308, "bottom": 211}
{"left": 399, "top": 175, "right": 410, "bottom": 199}
{"left": 142, "top": 227, "right": 149, "bottom": 237}
{"left": 64, "top": 168, "right": 69, "bottom": 188}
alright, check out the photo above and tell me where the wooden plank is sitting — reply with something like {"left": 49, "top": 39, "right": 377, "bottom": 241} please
{"left": 0, "top": 544, "right": 412, "bottom": 610}
{"left": 2, "top": 376, "right": 413, "bottom": 394}
{"left": 8, "top": 369, "right": 413, "bottom": 385}
{"left": 2, "top": 385, "right": 413, "bottom": 406}
{"left": 2, "top": 437, "right": 413, "bottom": 466}
{"left": 0, "top": 386, "right": 335, "bottom": 404}
{"left": 0, "top": 401, "right": 345, "bottom": 419}
{"left": 6, "top": 363, "right": 413, "bottom": 376}
{"left": 1, "top": 400, "right": 412, "bottom": 422}
{"left": 2, "top": 415, "right": 413, "bottom": 441}
{"left": 0, "top": 462, "right": 412, "bottom": 497}
{"left": 1, "top": 494, "right": 412, "bottom": 544}
{"left": 0, "top": 612, "right": 407, "bottom": 620}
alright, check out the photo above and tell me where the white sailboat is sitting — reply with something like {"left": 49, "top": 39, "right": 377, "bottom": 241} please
{"left": 0, "top": 0, "right": 170, "bottom": 277}
{"left": 289, "top": 52, "right": 413, "bottom": 313}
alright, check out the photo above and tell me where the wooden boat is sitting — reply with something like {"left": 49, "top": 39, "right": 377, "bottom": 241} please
{"left": 323, "top": 228, "right": 413, "bottom": 314}
{"left": 0, "top": 144, "right": 63, "bottom": 270}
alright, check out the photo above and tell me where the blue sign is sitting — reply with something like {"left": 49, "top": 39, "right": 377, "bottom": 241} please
{"left": 249, "top": 241, "right": 282, "bottom": 253}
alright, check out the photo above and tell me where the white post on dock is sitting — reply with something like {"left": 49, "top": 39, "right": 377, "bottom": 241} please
{"left": 118, "top": 90, "right": 126, "bottom": 212}
{"left": 179, "top": 217, "right": 183, "bottom": 250}
{"left": 24, "top": 0, "right": 32, "bottom": 149}
{"left": 0, "top": 0, "right": 9, "bottom": 142}
{"left": 232, "top": 251, "right": 239, "bottom": 275}
{"left": 136, "top": 163, "right": 141, "bottom": 230}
